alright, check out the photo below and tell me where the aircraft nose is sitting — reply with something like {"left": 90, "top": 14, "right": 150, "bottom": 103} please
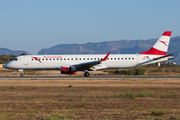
{"left": 3, "top": 63, "right": 10, "bottom": 69}
{"left": 3, "top": 64, "right": 7, "bottom": 68}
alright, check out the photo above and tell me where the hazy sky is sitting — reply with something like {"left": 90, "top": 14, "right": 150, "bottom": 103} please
{"left": 0, "top": 0, "right": 180, "bottom": 54}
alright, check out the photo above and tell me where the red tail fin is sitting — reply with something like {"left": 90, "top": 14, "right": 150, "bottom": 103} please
{"left": 140, "top": 31, "right": 171, "bottom": 55}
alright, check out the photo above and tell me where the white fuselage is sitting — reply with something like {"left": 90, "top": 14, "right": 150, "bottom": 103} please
{"left": 4, "top": 54, "right": 168, "bottom": 71}
{"left": 3, "top": 31, "right": 173, "bottom": 77}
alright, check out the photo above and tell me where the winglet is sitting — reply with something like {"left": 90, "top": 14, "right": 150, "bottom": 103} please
{"left": 100, "top": 52, "right": 110, "bottom": 61}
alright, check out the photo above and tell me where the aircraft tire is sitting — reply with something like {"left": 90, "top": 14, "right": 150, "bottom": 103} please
{"left": 84, "top": 72, "right": 90, "bottom": 77}
{"left": 20, "top": 74, "right": 23, "bottom": 77}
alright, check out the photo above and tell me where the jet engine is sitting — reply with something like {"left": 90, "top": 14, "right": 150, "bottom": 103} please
{"left": 61, "top": 66, "right": 76, "bottom": 74}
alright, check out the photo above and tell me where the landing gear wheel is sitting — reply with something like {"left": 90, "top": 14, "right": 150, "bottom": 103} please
{"left": 20, "top": 74, "right": 23, "bottom": 77}
{"left": 84, "top": 72, "right": 90, "bottom": 77}
{"left": 19, "top": 69, "right": 24, "bottom": 77}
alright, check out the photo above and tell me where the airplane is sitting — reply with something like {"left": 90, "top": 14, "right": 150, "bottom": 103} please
{"left": 3, "top": 31, "right": 174, "bottom": 77}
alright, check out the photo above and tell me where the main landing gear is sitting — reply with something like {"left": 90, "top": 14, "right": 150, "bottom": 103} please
{"left": 84, "top": 71, "right": 90, "bottom": 77}
{"left": 19, "top": 69, "right": 23, "bottom": 77}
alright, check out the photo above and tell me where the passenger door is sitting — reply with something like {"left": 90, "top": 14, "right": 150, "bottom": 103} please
{"left": 23, "top": 56, "right": 29, "bottom": 65}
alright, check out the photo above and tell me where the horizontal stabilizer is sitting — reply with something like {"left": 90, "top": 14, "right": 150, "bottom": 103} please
{"left": 153, "top": 54, "right": 175, "bottom": 60}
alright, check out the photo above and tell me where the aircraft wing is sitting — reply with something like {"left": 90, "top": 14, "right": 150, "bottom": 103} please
{"left": 74, "top": 52, "right": 110, "bottom": 71}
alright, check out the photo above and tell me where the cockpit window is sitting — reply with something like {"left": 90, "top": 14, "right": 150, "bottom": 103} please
{"left": 11, "top": 58, "right": 18, "bottom": 61}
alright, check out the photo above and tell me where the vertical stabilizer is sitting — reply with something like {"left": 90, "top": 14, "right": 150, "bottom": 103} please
{"left": 140, "top": 31, "right": 171, "bottom": 55}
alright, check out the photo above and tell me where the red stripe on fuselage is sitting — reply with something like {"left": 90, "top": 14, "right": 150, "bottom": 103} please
{"left": 32, "top": 57, "right": 42, "bottom": 63}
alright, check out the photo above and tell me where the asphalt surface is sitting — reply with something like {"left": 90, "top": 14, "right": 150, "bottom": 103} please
{"left": 0, "top": 75, "right": 180, "bottom": 79}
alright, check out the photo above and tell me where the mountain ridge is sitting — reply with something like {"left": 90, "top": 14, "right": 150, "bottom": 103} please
{"left": 0, "top": 48, "right": 28, "bottom": 56}
{"left": 38, "top": 36, "right": 180, "bottom": 64}
{"left": 1, "top": 36, "right": 180, "bottom": 64}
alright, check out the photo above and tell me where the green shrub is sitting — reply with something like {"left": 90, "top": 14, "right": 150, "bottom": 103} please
{"left": 137, "top": 106, "right": 145, "bottom": 111}
{"left": 115, "top": 92, "right": 123, "bottom": 98}
{"left": 147, "top": 91, "right": 155, "bottom": 97}
{"left": 0, "top": 115, "right": 10, "bottom": 120}
{"left": 161, "top": 64, "right": 180, "bottom": 67}
{"left": 66, "top": 104, "right": 69, "bottom": 109}
{"left": 125, "top": 90, "right": 135, "bottom": 98}
{"left": 49, "top": 86, "right": 51, "bottom": 90}
{"left": 110, "top": 68, "right": 146, "bottom": 75}
{"left": 69, "top": 95, "right": 73, "bottom": 101}
{"left": 136, "top": 91, "right": 147, "bottom": 97}
{"left": 81, "top": 98, "right": 86, "bottom": 107}
{"left": 42, "top": 116, "right": 70, "bottom": 120}
{"left": 11, "top": 86, "right": 15, "bottom": 90}
{"left": 26, "top": 107, "right": 35, "bottom": 116}
{"left": 146, "top": 64, "right": 156, "bottom": 67}
{"left": 118, "top": 92, "right": 124, "bottom": 98}
{"left": 149, "top": 70, "right": 163, "bottom": 72}
{"left": 60, "top": 92, "right": 63, "bottom": 97}
{"left": 172, "top": 117, "right": 180, "bottom": 120}
{"left": 134, "top": 68, "right": 146, "bottom": 75}
{"left": 127, "top": 69, "right": 135, "bottom": 75}
{"left": 0, "top": 55, "right": 17, "bottom": 64}
{"left": 151, "top": 109, "right": 165, "bottom": 116}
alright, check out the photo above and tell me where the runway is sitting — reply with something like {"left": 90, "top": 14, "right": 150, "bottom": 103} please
{"left": 0, "top": 75, "right": 180, "bottom": 79}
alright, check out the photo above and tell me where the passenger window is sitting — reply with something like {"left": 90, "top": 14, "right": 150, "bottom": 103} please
{"left": 84, "top": 58, "right": 85, "bottom": 60}
{"left": 79, "top": 58, "right": 81, "bottom": 60}
{"left": 114, "top": 58, "right": 116, "bottom": 60}
{"left": 107, "top": 58, "right": 109, "bottom": 60}
{"left": 125, "top": 58, "right": 127, "bottom": 60}
{"left": 76, "top": 58, "right": 77, "bottom": 60}
{"left": 42, "top": 59, "right": 44, "bottom": 60}
{"left": 57, "top": 59, "right": 58, "bottom": 60}
{"left": 94, "top": 58, "right": 96, "bottom": 60}
{"left": 122, "top": 58, "right": 123, "bottom": 60}
{"left": 91, "top": 58, "right": 93, "bottom": 60}
{"left": 60, "top": 59, "right": 62, "bottom": 60}
{"left": 129, "top": 58, "right": 130, "bottom": 60}
{"left": 132, "top": 58, "right": 134, "bottom": 60}
{"left": 118, "top": 58, "right": 120, "bottom": 60}
{"left": 71, "top": 58, "right": 73, "bottom": 60}
{"left": 64, "top": 58, "right": 66, "bottom": 60}
{"left": 46, "top": 59, "right": 48, "bottom": 60}
{"left": 111, "top": 58, "right": 113, "bottom": 60}
{"left": 53, "top": 59, "right": 55, "bottom": 60}
{"left": 32, "top": 59, "right": 33, "bottom": 61}
{"left": 87, "top": 58, "right": 89, "bottom": 60}
{"left": 68, "top": 58, "right": 69, "bottom": 60}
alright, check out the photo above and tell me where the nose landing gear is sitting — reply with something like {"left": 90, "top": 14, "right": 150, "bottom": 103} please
{"left": 20, "top": 73, "right": 23, "bottom": 77}
{"left": 19, "top": 69, "right": 23, "bottom": 77}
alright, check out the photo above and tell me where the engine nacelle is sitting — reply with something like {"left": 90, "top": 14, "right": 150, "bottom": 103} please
{"left": 61, "top": 66, "right": 76, "bottom": 74}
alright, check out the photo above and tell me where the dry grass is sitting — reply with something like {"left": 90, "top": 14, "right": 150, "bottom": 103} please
{"left": 0, "top": 79, "right": 180, "bottom": 119}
